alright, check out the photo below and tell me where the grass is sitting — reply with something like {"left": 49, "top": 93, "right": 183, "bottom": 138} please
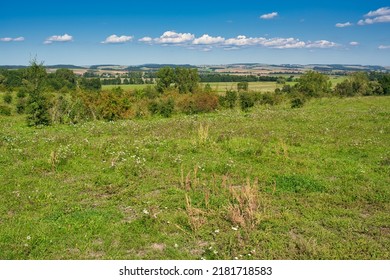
{"left": 0, "top": 95, "right": 389, "bottom": 259}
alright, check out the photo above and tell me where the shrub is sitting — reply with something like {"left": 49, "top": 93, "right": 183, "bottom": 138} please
{"left": 0, "top": 105, "right": 12, "bottom": 116}
{"left": 193, "top": 92, "right": 219, "bottom": 113}
{"left": 159, "top": 98, "right": 175, "bottom": 117}
{"left": 239, "top": 91, "right": 255, "bottom": 111}
{"left": 291, "top": 97, "right": 305, "bottom": 108}
{"left": 16, "top": 98, "right": 27, "bottom": 114}
{"left": 260, "top": 92, "right": 282, "bottom": 106}
{"left": 3, "top": 92, "right": 12, "bottom": 104}
{"left": 148, "top": 98, "right": 175, "bottom": 117}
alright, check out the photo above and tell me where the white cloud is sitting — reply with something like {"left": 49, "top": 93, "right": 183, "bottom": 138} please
{"left": 154, "top": 31, "right": 195, "bottom": 44}
{"left": 101, "top": 34, "right": 133, "bottom": 44}
{"left": 139, "top": 30, "right": 339, "bottom": 51}
{"left": 260, "top": 12, "right": 278, "bottom": 20}
{"left": 378, "top": 45, "right": 390, "bottom": 49}
{"left": 44, "top": 34, "right": 73, "bottom": 44}
{"left": 305, "top": 40, "right": 339, "bottom": 48}
{"left": 358, "top": 15, "right": 390, "bottom": 25}
{"left": 349, "top": 41, "right": 359, "bottom": 46}
{"left": 358, "top": 7, "right": 390, "bottom": 25}
{"left": 365, "top": 7, "right": 390, "bottom": 18}
{"left": 193, "top": 34, "right": 225, "bottom": 45}
{"left": 1, "top": 37, "right": 25, "bottom": 42}
{"left": 139, "top": 37, "right": 153, "bottom": 43}
{"left": 335, "top": 22, "right": 353, "bottom": 28}
{"left": 13, "top": 37, "right": 25, "bottom": 41}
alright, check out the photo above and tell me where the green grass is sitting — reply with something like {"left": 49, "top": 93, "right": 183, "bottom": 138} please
{"left": 0, "top": 95, "right": 389, "bottom": 259}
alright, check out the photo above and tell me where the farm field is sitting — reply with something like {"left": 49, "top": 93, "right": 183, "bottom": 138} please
{"left": 0, "top": 96, "right": 389, "bottom": 259}
{"left": 102, "top": 77, "right": 347, "bottom": 93}
{"left": 101, "top": 81, "right": 282, "bottom": 92}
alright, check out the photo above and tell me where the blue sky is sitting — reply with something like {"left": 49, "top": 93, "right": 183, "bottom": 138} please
{"left": 1, "top": 0, "right": 389, "bottom": 65}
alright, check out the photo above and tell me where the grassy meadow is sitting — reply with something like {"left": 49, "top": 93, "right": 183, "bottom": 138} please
{"left": 0, "top": 95, "right": 389, "bottom": 259}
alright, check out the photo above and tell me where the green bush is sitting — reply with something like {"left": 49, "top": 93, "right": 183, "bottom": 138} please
{"left": 3, "top": 92, "right": 13, "bottom": 104}
{"left": 239, "top": 91, "right": 254, "bottom": 111}
{"left": 16, "top": 98, "right": 27, "bottom": 114}
{"left": 0, "top": 105, "right": 12, "bottom": 116}
{"left": 291, "top": 97, "right": 305, "bottom": 108}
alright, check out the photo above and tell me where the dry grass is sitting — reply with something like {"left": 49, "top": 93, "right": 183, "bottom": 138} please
{"left": 185, "top": 194, "right": 206, "bottom": 232}
{"left": 227, "top": 178, "right": 262, "bottom": 229}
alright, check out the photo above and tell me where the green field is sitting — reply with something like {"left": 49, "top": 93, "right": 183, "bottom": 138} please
{"left": 102, "top": 78, "right": 347, "bottom": 93}
{"left": 0, "top": 96, "right": 389, "bottom": 259}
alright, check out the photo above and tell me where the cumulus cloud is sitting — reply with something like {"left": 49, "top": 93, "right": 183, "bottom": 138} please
{"left": 306, "top": 40, "right": 338, "bottom": 48}
{"left": 358, "top": 7, "right": 390, "bottom": 25}
{"left": 365, "top": 7, "right": 390, "bottom": 17}
{"left": 1, "top": 36, "right": 25, "bottom": 42}
{"left": 139, "top": 37, "right": 153, "bottom": 43}
{"left": 193, "top": 34, "right": 225, "bottom": 45}
{"left": 101, "top": 34, "right": 133, "bottom": 44}
{"left": 260, "top": 12, "right": 278, "bottom": 20}
{"left": 349, "top": 41, "right": 359, "bottom": 46}
{"left": 139, "top": 30, "right": 339, "bottom": 51}
{"left": 44, "top": 34, "right": 73, "bottom": 44}
{"left": 154, "top": 31, "right": 195, "bottom": 44}
{"left": 378, "top": 45, "right": 390, "bottom": 49}
{"left": 335, "top": 22, "right": 353, "bottom": 28}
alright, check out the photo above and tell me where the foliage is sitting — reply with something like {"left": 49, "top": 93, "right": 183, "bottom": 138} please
{"left": 79, "top": 77, "right": 102, "bottom": 91}
{"left": 296, "top": 71, "right": 332, "bottom": 97}
{"left": 219, "top": 90, "right": 237, "bottom": 109}
{"left": 239, "top": 91, "right": 255, "bottom": 111}
{"left": 290, "top": 97, "right": 306, "bottom": 108}
{"left": 3, "top": 92, "right": 12, "bottom": 104}
{"left": 0, "top": 104, "right": 12, "bottom": 116}
{"left": 237, "top": 81, "right": 249, "bottom": 92}
{"left": 23, "top": 60, "right": 52, "bottom": 126}
{"left": 156, "top": 67, "right": 199, "bottom": 94}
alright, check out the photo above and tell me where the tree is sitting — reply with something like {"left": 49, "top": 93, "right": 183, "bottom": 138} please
{"left": 24, "top": 60, "right": 52, "bottom": 126}
{"left": 79, "top": 77, "right": 102, "bottom": 91}
{"left": 156, "top": 67, "right": 175, "bottom": 93}
{"left": 174, "top": 68, "right": 199, "bottom": 94}
{"left": 237, "top": 81, "right": 249, "bottom": 92}
{"left": 156, "top": 67, "right": 199, "bottom": 94}
{"left": 297, "top": 71, "right": 332, "bottom": 97}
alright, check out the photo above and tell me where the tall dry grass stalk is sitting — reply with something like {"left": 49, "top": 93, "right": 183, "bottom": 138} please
{"left": 198, "top": 123, "right": 209, "bottom": 144}
{"left": 227, "top": 178, "right": 262, "bottom": 229}
{"left": 185, "top": 194, "right": 205, "bottom": 232}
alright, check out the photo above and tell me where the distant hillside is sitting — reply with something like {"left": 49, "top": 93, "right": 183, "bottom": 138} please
{"left": 46, "top": 64, "right": 87, "bottom": 69}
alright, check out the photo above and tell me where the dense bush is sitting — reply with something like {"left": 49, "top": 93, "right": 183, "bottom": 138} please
{"left": 177, "top": 92, "right": 219, "bottom": 114}
{"left": 239, "top": 92, "right": 255, "bottom": 111}
{"left": 219, "top": 90, "right": 237, "bottom": 109}
{"left": 0, "top": 105, "right": 12, "bottom": 116}
{"left": 3, "top": 92, "right": 12, "bottom": 104}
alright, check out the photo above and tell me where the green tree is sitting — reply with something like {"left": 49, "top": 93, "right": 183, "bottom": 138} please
{"left": 297, "top": 71, "right": 331, "bottom": 97}
{"left": 237, "top": 81, "right": 249, "bottom": 92}
{"left": 239, "top": 91, "right": 254, "bottom": 111}
{"left": 79, "top": 77, "right": 102, "bottom": 91}
{"left": 156, "top": 67, "right": 175, "bottom": 93}
{"left": 24, "top": 60, "right": 52, "bottom": 126}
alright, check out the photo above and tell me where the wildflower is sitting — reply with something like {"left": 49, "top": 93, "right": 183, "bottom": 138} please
{"left": 142, "top": 209, "right": 149, "bottom": 215}
{"left": 213, "top": 250, "right": 218, "bottom": 254}
{"left": 214, "top": 229, "right": 220, "bottom": 233}
{"left": 174, "top": 244, "right": 179, "bottom": 248}
{"left": 26, "top": 236, "right": 31, "bottom": 240}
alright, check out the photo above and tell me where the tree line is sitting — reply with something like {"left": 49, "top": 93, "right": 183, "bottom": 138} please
{"left": 1, "top": 62, "right": 389, "bottom": 126}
